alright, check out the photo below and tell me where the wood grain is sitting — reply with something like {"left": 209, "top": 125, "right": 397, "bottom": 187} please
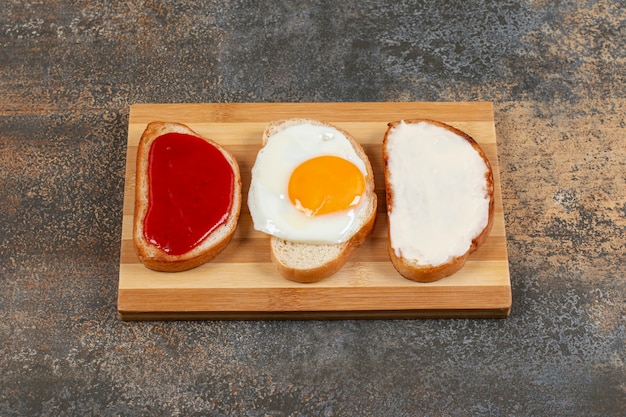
{"left": 118, "top": 102, "right": 511, "bottom": 320}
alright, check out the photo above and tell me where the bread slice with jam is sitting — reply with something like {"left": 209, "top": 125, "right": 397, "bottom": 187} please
{"left": 133, "top": 121, "right": 241, "bottom": 272}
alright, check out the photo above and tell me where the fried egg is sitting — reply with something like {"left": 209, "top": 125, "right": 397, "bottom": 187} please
{"left": 247, "top": 122, "right": 371, "bottom": 244}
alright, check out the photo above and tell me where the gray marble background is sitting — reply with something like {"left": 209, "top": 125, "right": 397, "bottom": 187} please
{"left": 1, "top": 1, "right": 624, "bottom": 416}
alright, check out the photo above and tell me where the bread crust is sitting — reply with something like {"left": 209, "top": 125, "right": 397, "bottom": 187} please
{"left": 260, "top": 119, "right": 377, "bottom": 283}
{"left": 270, "top": 208, "right": 377, "bottom": 283}
{"left": 133, "top": 121, "right": 242, "bottom": 272}
{"left": 383, "top": 119, "right": 494, "bottom": 283}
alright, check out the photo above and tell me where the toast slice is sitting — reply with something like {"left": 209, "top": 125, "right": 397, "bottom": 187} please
{"left": 133, "top": 121, "right": 242, "bottom": 272}
{"left": 383, "top": 119, "right": 494, "bottom": 282}
{"left": 254, "top": 119, "right": 377, "bottom": 283}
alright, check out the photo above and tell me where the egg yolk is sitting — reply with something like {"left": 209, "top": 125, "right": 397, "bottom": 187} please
{"left": 288, "top": 155, "right": 365, "bottom": 216}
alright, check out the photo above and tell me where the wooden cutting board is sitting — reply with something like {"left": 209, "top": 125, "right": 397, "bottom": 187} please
{"left": 118, "top": 102, "right": 511, "bottom": 320}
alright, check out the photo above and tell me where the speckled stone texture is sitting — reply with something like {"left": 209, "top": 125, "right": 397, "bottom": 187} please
{"left": 1, "top": 1, "right": 624, "bottom": 416}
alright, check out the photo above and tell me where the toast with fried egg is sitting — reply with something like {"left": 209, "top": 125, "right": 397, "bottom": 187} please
{"left": 134, "top": 121, "right": 242, "bottom": 272}
{"left": 248, "top": 119, "right": 377, "bottom": 283}
{"left": 383, "top": 119, "right": 494, "bottom": 282}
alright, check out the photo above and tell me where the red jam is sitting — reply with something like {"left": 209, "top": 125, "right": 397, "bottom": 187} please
{"left": 143, "top": 132, "right": 234, "bottom": 255}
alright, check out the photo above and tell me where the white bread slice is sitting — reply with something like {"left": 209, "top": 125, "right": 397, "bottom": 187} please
{"left": 383, "top": 119, "right": 494, "bottom": 282}
{"left": 133, "top": 121, "right": 242, "bottom": 272}
{"left": 260, "top": 119, "right": 377, "bottom": 283}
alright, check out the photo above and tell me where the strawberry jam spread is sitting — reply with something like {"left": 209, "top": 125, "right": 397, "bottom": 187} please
{"left": 144, "top": 132, "right": 234, "bottom": 255}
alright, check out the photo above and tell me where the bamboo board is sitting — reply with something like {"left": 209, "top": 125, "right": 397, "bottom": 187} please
{"left": 118, "top": 102, "right": 511, "bottom": 320}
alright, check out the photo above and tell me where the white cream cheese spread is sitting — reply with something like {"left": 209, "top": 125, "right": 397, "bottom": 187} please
{"left": 386, "top": 121, "right": 491, "bottom": 266}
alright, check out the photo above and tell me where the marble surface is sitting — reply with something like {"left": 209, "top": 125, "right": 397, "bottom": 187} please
{"left": 1, "top": 1, "right": 624, "bottom": 416}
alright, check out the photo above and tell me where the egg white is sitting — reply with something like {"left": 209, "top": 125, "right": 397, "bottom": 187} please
{"left": 247, "top": 123, "right": 370, "bottom": 244}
